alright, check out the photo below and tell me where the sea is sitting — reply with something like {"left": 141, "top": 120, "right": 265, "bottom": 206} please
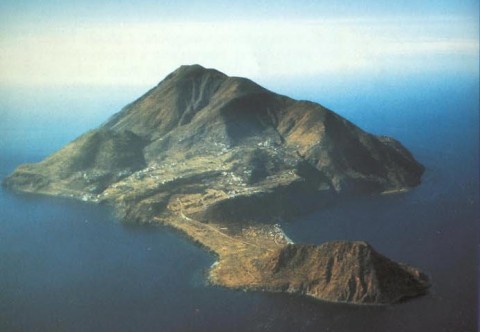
{"left": 0, "top": 72, "right": 478, "bottom": 332}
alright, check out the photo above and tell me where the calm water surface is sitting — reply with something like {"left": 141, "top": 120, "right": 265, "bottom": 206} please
{"left": 0, "top": 75, "right": 478, "bottom": 331}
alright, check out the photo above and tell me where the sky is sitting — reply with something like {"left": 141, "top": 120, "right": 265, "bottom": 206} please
{"left": 0, "top": 0, "right": 478, "bottom": 87}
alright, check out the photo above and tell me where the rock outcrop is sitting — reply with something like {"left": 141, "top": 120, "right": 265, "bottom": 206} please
{"left": 258, "top": 242, "right": 430, "bottom": 304}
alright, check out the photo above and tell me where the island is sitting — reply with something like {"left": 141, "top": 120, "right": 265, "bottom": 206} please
{"left": 3, "top": 65, "right": 430, "bottom": 304}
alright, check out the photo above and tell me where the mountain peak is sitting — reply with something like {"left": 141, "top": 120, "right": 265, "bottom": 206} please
{"left": 176, "top": 64, "right": 210, "bottom": 72}
{"left": 162, "top": 64, "right": 227, "bottom": 84}
{"left": 162, "top": 65, "right": 265, "bottom": 94}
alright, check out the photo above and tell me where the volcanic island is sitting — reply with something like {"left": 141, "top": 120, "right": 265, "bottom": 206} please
{"left": 3, "top": 65, "right": 430, "bottom": 304}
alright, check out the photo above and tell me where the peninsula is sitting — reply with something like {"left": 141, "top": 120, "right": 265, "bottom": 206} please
{"left": 3, "top": 65, "right": 429, "bottom": 304}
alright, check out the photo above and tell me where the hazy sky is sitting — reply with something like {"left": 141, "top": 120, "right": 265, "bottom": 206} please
{"left": 0, "top": 0, "right": 478, "bottom": 86}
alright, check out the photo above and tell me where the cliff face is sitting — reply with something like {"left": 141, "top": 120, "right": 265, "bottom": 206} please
{"left": 3, "top": 65, "right": 428, "bottom": 304}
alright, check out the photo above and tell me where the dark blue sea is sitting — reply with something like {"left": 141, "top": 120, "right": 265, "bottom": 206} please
{"left": 0, "top": 73, "right": 478, "bottom": 332}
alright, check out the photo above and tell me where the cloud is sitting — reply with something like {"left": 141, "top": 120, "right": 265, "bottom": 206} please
{"left": 0, "top": 18, "right": 477, "bottom": 86}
